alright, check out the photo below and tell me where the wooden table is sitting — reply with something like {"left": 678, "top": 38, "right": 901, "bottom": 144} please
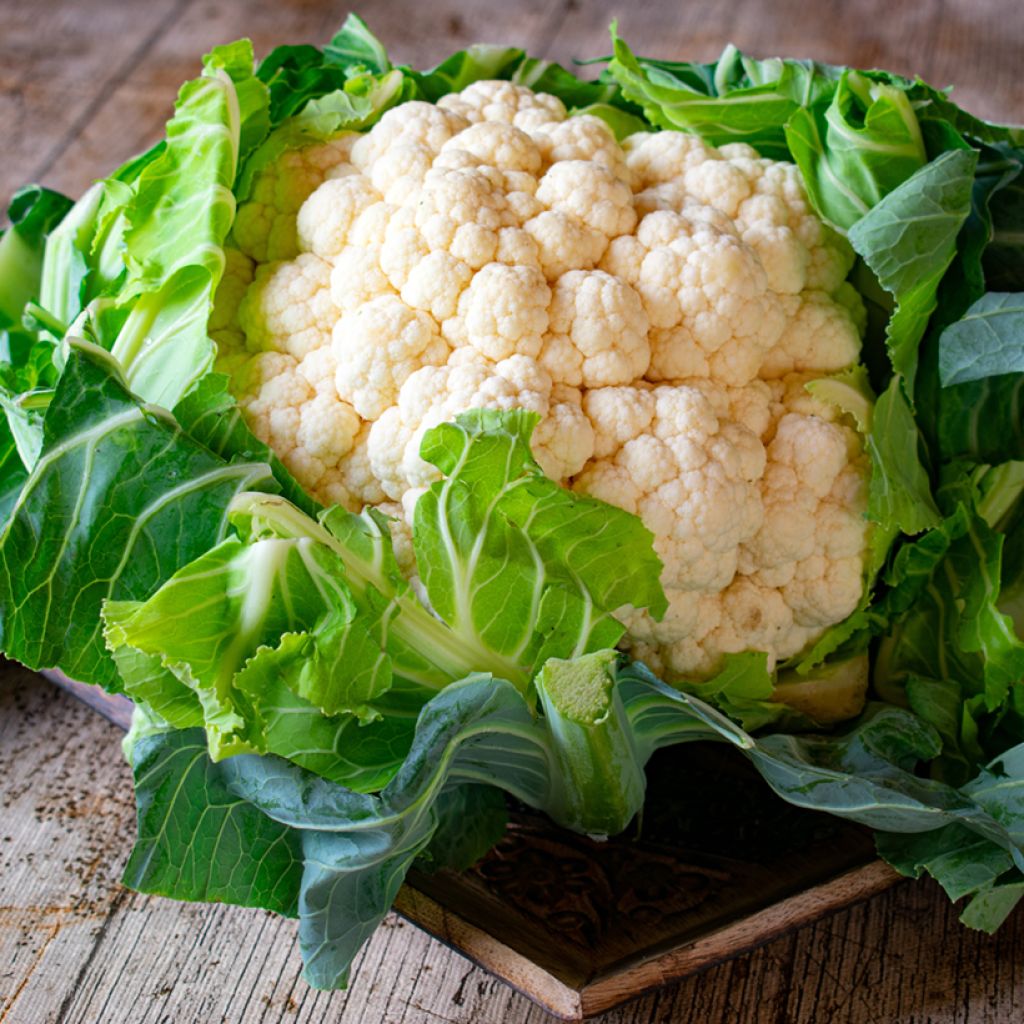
{"left": 1, "top": 0, "right": 1023, "bottom": 1020}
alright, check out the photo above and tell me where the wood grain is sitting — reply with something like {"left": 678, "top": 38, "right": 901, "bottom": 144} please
{"left": 2, "top": 0, "right": 1024, "bottom": 1020}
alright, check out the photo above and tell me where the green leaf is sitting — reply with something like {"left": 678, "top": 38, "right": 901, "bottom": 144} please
{"left": 126, "top": 728, "right": 303, "bottom": 915}
{"left": 878, "top": 743, "right": 1024, "bottom": 931}
{"left": 0, "top": 420, "right": 27, "bottom": 527}
{"left": 873, "top": 470, "right": 1024, "bottom": 776}
{"left": 959, "top": 878, "right": 1024, "bottom": 931}
{"left": 0, "top": 185, "right": 73, "bottom": 325}
{"left": 126, "top": 658, "right": 1024, "bottom": 990}
{"left": 216, "top": 656, "right": 687, "bottom": 988}
{"left": 122, "top": 53, "right": 247, "bottom": 294}
{"left": 415, "top": 410, "right": 667, "bottom": 688}
{"left": 786, "top": 71, "right": 928, "bottom": 230}
{"left": 323, "top": 14, "right": 392, "bottom": 74}
{"left": 877, "top": 823, "right": 1015, "bottom": 900}
{"left": 105, "top": 600, "right": 205, "bottom": 730}
{"left": 511, "top": 58, "right": 619, "bottom": 110}
{"left": 0, "top": 342, "right": 274, "bottom": 688}
{"left": 865, "top": 377, "right": 941, "bottom": 537}
{"left": 607, "top": 30, "right": 841, "bottom": 160}
{"left": 203, "top": 39, "right": 271, "bottom": 162}
{"left": 848, "top": 149, "right": 977, "bottom": 390}
{"left": 670, "top": 650, "right": 795, "bottom": 732}
{"left": 939, "top": 292, "right": 1024, "bottom": 385}
{"left": 416, "top": 785, "right": 508, "bottom": 873}
{"left": 172, "top": 372, "right": 320, "bottom": 516}
{"left": 409, "top": 46, "right": 525, "bottom": 102}
{"left": 79, "top": 41, "right": 271, "bottom": 411}
{"left": 103, "top": 532, "right": 393, "bottom": 758}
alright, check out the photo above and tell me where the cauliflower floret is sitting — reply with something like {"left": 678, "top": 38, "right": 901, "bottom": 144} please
{"left": 297, "top": 175, "right": 383, "bottom": 262}
{"left": 541, "top": 270, "right": 650, "bottom": 387}
{"left": 653, "top": 580, "right": 817, "bottom": 678}
{"left": 438, "top": 80, "right": 566, "bottom": 130}
{"left": 624, "top": 131, "right": 719, "bottom": 186}
{"left": 332, "top": 295, "right": 450, "bottom": 419}
{"left": 743, "top": 412, "right": 867, "bottom": 582}
{"left": 532, "top": 116, "right": 631, "bottom": 183}
{"left": 237, "top": 253, "right": 338, "bottom": 360}
{"left": 532, "top": 384, "right": 595, "bottom": 481}
{"left": 416, "top": 166, "right": 520, "bottom": 268}
{"left": 210, "top": 247, "right": 255, "bottom": 362}
{"left": 439, "top": 121, "right": 543, "bottom": 176}
{"left": 235, "top": 351, "right": 362, "bottom": 506}
{"left": 329, "top": 246, "right": 396, "bottom": 313}
{"left": 233, "top": 137, "right": 356, "bottom": 262}
{"left": 536, "top": 161, "right": 637, "bottom": 242}
{"left": 368, "top": 348, "right": 592, "bottom": 499}
{"left": 443, "top": 262, "right": 550, "bottom": 359}
{"left": 350, "top": 102, "right": 469, "bottom": 170}
{"left": 759, "top": 290, "right": 864, "bottom": 379}
{"left": 366, "top": 143, "right": 436, "bottom": 206}
{"left": 335, "top": 422, "right": 387, "bottom": 509}
{"left": 575, "top": 383, "right": 766, "bottom": 592}
{"left": 523, "top": 209, "right": 607, "bottom": 281}
{"left": 603, "top": 210, "right": 785, "bottom": 386}
{"left": 400, "top": 251, "right": 475, "bottom": 321}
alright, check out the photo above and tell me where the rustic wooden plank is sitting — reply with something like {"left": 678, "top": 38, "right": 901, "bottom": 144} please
{"left": 0, "top": 665, "right": 138, "bottom": 1024}
{"left": 0, "top": 0, "right": 189, "bottom": 205}
{"left": 15, "top": 0, "right": 562, "bottom": 205}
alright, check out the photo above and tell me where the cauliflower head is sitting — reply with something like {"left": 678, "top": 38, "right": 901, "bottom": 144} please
{"left": 215, "top": 78, "right": 870, "bottom": 681}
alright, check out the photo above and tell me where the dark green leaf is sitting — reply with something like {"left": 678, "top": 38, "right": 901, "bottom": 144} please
{"left": 0, "top": 343, "right": 274, "bottom": 688}
{"left": 126, "top": 728, "right": 303, "bottom": 915}
{"left": 939, "top": 292, "right": 1024, "bottom": 385}
{"left": 848, "top": 149, "right": 977, "bottom": 390}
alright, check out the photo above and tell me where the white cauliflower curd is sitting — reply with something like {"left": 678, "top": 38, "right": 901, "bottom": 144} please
{"left": 214, "top": 80, "right": 871, "bottom": 681}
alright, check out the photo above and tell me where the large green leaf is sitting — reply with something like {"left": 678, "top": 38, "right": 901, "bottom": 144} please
{"left": 607, "top": 29, "right": 841, "bottom": 161}
{"left": 415, "top": 410, "right": 667, "bottom": 687}
{"left": 848, "top": 149, "right": 977, "bottom": 390}
{"left": 0, "top": 343, "right": 274, "bottom": 688}
{"left": 864, "top": 377, "right": 942, "bottom": 539}
{"left": 939, "top": 292, "right": 1024, "bottom": 385}
{"left": 878, "top": 742, "right": 1024, "bottom": 931}
{"left": 104, "top": 533, "right": 393, "bottom": 754}
{"left": 126, "top": 727, "right": 303, "bottom": 915}
{"left": 124, "top": 656, "right": 1024, "bottom": 990}
{"left": 786, "top": 71, "right": 928, "bottom": 230}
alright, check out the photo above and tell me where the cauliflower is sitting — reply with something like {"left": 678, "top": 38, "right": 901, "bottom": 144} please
{"left": 232, "top": 137, "right": 356, "bottom": 262}
{"left": 217, "top": 78, "right": 871, "bottom": 682}
{"left": 575, "top": 383, "right": 766, "bottom": 592}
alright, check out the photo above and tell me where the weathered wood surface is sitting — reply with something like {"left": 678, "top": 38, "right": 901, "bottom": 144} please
{"left": 2, "top": 0, "right": 1024, "bottom": 1020}
{"left": 3, "top": 667, "right": 1023, "bottom": 1022}
{"left": 3, "top": 0, "right": 1024, "bottom": 207}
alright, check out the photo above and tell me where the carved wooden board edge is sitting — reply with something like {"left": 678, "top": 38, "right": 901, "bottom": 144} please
{"left": 43, "top": 668, "right": 135, "bottom": 730}
{"left": 394, "top": 859, "right": 901, "bottom": 1020}
{"left": 42, "top": 668, "right": 903, "bottom": 1022}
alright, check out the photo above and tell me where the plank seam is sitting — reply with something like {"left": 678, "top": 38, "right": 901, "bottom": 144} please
{"left": 28, "top": 0, "right": 197, "bottom": 186}
{"left": 53, "top": 886, "right": 131, "bottom": 1024}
